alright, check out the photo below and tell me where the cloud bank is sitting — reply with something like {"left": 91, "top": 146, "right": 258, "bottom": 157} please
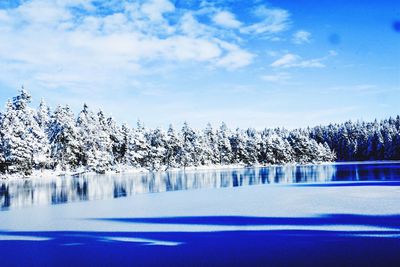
{"left": 0, "top": 0, "right": 294, "bottom": 91}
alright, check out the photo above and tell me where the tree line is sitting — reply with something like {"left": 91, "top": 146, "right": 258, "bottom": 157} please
{"left": 0, "top": 89, "right": 398, "bottom": 175}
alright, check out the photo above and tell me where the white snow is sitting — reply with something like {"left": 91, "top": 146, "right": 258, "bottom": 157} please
{"left": 0, "top": 183, "right": 399, "bottom": 233}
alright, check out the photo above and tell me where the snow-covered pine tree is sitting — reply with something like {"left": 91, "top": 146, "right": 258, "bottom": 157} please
{"left": 0, "top": 89, "right": 50, "bottom": 175}
{"left": 93, "top": 110, "right": 114, "bottom": 173}
{"left": 125, "top": 121, "right": 150, "bottom": 168}
{"left": 181, "top": 122, "right": 197, "bottom": 167}
{"left": 288, "top": 130, "right": 319, "bottom": 164}
{"left": 76, "top": 104, "right": 98, "bottom": 169}
{"left": 120, "top": 123, "right": 132, "bottom": 165}
{"left": 0, "top": 89, "right": 399, "bottom": 175}
{"left": 107, "top": 116, "right": 124, "bottom": 164}
{"left": 229, "top": 128, "right": 247, "bottom": 164}
{"left": 0, "top": 99, "right": 33, "bottom": 174}
{"left": 165, "top": 125, "right": 183, "bottom": 169}
{"left": 49, "top": 105, "right": 82, "bottom": 171}
{"left": 382, "top": 118, "right": 398, "bottom": 159}
{"left": 0, "top": 111, "right": 5, "bottom": 172}
{"left": 216, "top": 122, "right": 232, "bottom": 165}
{"left": 244, "top": 128, "right": 261, "bottom": 165}
{"left": 203, "top": 123, "right": 219, "bottom": 165}
{"left": 36, "top": 99, "right": 51, "bottom": 129}
{"left": 321, "top": 142, "right": 336, "bottom": 162}
{"left": 147, "top": 128, "right": 167, "bottom": 170}
{"left": 32, "top": 99, "right": 51, "bottom": 170}
{"left": 193, "top": 128, "right": 208, "bottom": 166}
{"left": 263, "top": 131, "right": 293, "bottom": 164}
{"left": 76, "top": 104, "right": 114, "bottom": 172}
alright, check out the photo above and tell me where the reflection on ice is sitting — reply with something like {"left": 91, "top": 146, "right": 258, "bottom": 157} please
{"left": 0, "top": 234, "right": 51, "bottom": 241}
{"left": 1, "top": 162, "right": 399, "bottom": 209}
{"left": 105, "top": 237, "right": 183, "bottom": 246}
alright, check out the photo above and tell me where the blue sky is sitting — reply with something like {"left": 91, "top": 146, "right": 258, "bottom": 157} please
{"left": 0, "top": 0, "right": 399, "bottom": 129}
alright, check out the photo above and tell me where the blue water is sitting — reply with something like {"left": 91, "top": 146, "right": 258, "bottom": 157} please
{"left": 1, "top": 162, "right": 400, "bottom": 209}
{"left": 0, "top": 215, "right": 399, "bottom": 266}
{"left": 0, "top": 162, "right": 399, "bottom": 266}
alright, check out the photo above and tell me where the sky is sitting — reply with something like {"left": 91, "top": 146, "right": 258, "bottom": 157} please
{"left": 0, "top": 0, "right": 399, "bottom": 130}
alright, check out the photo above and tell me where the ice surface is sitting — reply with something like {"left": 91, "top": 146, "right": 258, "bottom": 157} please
{"left": 0, "top": 181, "right": 399, "bottom": 266}
{"left": 1, "top": 183, "right": 399, "bottom": 232}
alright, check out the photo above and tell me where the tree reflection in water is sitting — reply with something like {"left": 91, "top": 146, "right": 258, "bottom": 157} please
{"left": 1, "top": 162, "right": 400, "bottom": 209}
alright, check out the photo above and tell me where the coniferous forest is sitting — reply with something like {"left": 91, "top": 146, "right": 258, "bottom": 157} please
{"left": 0, "top": 89, "right": 399, "bottom": 176}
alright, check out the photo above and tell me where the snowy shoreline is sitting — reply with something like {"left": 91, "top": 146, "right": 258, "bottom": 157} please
{"left": 0, "top": 162, "right": 334, "bottom": 181}
{"left": 1, "top": 160, "right": 399, "bottom": 181}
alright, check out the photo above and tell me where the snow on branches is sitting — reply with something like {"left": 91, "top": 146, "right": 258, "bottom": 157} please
{"left": 0, "top": 89, "right": 398, "bottom": 175}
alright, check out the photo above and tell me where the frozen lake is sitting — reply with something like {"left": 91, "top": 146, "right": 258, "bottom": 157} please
{"left": 0, "top": 162, "right": 399, "bottom": 266}
{"left": 1, "top": 161, "right": 400, "bottom": 210}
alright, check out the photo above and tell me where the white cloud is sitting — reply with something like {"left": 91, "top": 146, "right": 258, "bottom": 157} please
{"left": 261, "top": 72, "right": 291, "bottom": 83}
{"left": 216, "top": 49, "right": 254, "bottom": 70}
{"left": 294, "top": 59, "right": 326, "bottom": 68}
{"left": 14, "top": 1, "right": 72, "bottom": 26}
{"left": 292, "top": 30, "right": 311, "bottom": 44}
{"left": 215, "top": 41, "right": 255, "bottom": 70}
{"left": 270, "top": 54, "right": 300, "bottom": 67}
{"left": 180, "top": 12, "right": 207, "bottom": 37}
{"left": 0, "top": 0, "right": 259, "bottom": 92}
{"left": 198, "top": 2, "right": 291, "bottom": 37}
{"left": 163, "top": 36, "right": 222, "bottom": 61}
{"left": 270, "top": 51, "right": 337, "bottom": 68}
{"left": 241, "top": 5, "right": 290, "bottom": 35}
{"left": 212, "top": 11, "right": 242, "bottom": 28}
{"left": 141, "top": 0, "right": 175, "bottom": 21}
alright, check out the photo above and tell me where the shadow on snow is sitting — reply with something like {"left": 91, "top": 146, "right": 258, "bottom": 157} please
{"left": 0, "top": 214, "right": 400, "bottom": 266}
{"left": 95, "top": 214, "right": 400, "bottom": 228}
{"left": 293, "top": 181, "right": 400, "bottom": 187}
